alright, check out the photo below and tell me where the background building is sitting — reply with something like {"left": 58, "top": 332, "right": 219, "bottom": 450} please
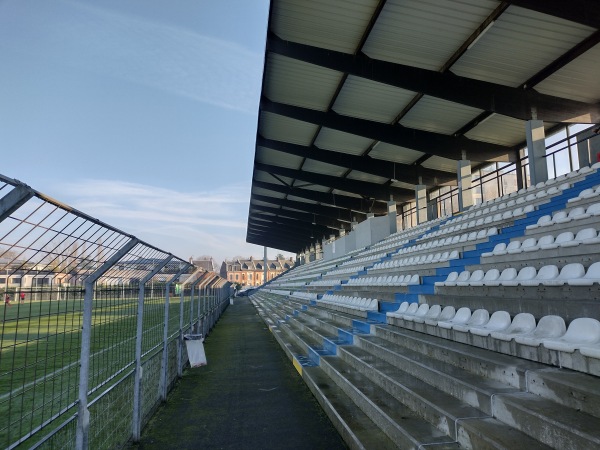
{"left": 220, "top": 256, "right": 294, "bottom": 287}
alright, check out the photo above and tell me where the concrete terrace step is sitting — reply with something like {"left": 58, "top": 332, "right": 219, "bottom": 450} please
{"left": 350, "top": 334, "right": 519, "bottom": 415}
{"left": 257, "top": 294, "right": 600, "bottom": 448}
{"left": 261, "top": 295, "right": 553, "bottom": 449}
{"left": 264, "top": 306, "right": 462, "bottom": 448}
{"left": 280, "top": 305, "right": 560, "bottom": 449}
{"left": 370, "top": 323, "right": 546, "bottom": 390}
{"left": 253, "top": 301, "right": 398, "bottom": 450}
{"left": 285, "top": 295, "right": 600, "bottom": 417}
{"left": 494, "top": 392, "right": 600, "bottom": 449}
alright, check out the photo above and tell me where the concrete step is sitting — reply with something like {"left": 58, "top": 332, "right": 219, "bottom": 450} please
{"left": 321, "top": 355, "right": 461, "bottom": 449}
{"left": 526, "top": 368, "right": 600, "bottom": 419}
{"left": 350, "top": 334, "right": 519, "bottom": 415}
{"left": 300, "top": 299, "right": 600, "bottom": 447}
{"left": 370, "top": 324, "right": 545, "bottom": 390}
{"left": 253, "top": 300, "right": 399, "bottom": 450}
{"left": 268, "top": 296, "right": 553, "bottom": 449}
{"left": 278, "top": 317, "right": 461, "bottom": 448}
{"left": 495, "top": 392, "right": 600, "bottom": 449}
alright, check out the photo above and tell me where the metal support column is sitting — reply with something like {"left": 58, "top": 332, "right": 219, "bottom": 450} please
{"left": 526, "top": 119, "right": 549, "bottom": 185}
{"left": 132, "top": 255, "right": 172, "bottom": 442}
{"left": 415, "top": 184, "right": 428, "bottom": 224}
{"left": 160, "top": 264, "right": 191, "bottom": 402}
{"left": 76, "top": 238, "right": 139, "bottom": 450}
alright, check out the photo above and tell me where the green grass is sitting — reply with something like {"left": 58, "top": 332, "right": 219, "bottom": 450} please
{"left": 0, "top": 288, "right": 199, "bottom": 449}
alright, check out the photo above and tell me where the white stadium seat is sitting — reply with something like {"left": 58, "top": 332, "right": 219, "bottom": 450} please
{"left": 543, "top": 318, "right": 600, "bottom": 353}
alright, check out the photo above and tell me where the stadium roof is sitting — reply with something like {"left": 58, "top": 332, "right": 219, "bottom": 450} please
{"left": 247, "top": 0, "right": 600, "bottom": 253}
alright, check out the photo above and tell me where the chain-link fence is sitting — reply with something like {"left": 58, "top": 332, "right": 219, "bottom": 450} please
{"left": 0, "top": 175, "right": 232, "bottom": 449}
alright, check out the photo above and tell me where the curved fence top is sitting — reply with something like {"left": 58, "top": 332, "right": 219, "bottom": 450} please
{"left": 0, "top": 174, "right": 195, "bottom": 286}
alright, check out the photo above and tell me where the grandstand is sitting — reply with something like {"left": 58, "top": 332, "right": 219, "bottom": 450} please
{"left": 245, "top": 1, "right": 600, "bottom": 449}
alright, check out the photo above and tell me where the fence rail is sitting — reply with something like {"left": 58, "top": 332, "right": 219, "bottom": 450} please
{"left": 0, "top": 175, "right": 231, "bottom": 449}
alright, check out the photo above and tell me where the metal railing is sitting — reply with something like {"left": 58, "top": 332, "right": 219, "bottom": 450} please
{"left": 0, "top": 175, "right": 232, "bottom": 449}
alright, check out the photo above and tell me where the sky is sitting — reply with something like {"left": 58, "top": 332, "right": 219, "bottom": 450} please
{"left": 0, "top": 0, "right": 293, "bottom": 265}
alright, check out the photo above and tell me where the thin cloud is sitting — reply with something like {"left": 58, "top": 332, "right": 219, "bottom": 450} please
{"left": 59, "top": 179, "right": 249, "bottom": 229}
{"left": 0, "top": 0, "right": 264, "bottom": 113}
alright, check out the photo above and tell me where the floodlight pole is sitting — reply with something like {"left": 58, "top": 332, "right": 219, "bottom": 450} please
{"left": 76, "top": 238, "right": 139, "bottom": 450}
{"left": 160, "top": 263, "right": 192, "bottom": 401}
{"left": 132, "top": 255, "right": 173, "bottom": 442}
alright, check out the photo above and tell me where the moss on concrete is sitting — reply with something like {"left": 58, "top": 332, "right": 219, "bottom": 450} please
{"left": 126, "top": 298, "right": 347, "bottom": 449}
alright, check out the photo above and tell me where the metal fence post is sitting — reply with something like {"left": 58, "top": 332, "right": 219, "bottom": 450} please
{"left": 132, "top": 255, "right": 172, "bottom": 442}
{"left": 178, "top": 269, "right": 203, "bottom": 375}
{"left": 160, "top": 264, "right": 191, "bottom": 402}
{"left": 189, "top": 283, "right": 195, "bottom": 333}
{"left": 177, "top": 283, "right": 185, "bottom": 377}
{"left": 76, "top": 238, "right": 139, "bottom": 450}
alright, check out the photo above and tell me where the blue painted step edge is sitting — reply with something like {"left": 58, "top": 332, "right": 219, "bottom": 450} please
{"left": 367, "top": 311, "right": 387, "bottom": 323}
{"left": 351, "top": 319, "right": 371, "bottom": 334}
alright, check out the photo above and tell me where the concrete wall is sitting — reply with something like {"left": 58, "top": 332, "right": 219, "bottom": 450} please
{"left": 323, "top": 215, "right": 391, "bottom": 261}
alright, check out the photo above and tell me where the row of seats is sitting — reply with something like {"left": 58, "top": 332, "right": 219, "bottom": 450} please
{"left": 567, "top": 184, "right": 600, "bottom": 204}
{"left": 437, "top": 263, "right": 600, "bottom": 287}
{"left": 339, "top": 253, "right": 385, "bottom": 267}
{"left": 325, "top": 265, "right": 365, "bottom": 276}
{"left": 373, "top": 250, "right": 459, "bottom": 270}
{"left": 317, "top": 294, "right": 378, "bottom": 312}
{"left": 408, "top": 228, "right": 498, "bottom": 251}
{"left": 387, "top": 301, "right": 600, "bottom": 355}
{"left": 289, "top": 291, "right": 317, "bottom": 301}
{"left": 345, "top": 274, "right": 420, "bottom": 287}
{"left": 526, "top": 202, "right": 600, "bottom": 230}
{"left": 430, "top": 207, "right": 531, "bottom": 237}
{"left": 482, "top": 228, "right": 600, "bottom": 257}
{"left": 309, "top": 279, "right": 340, "bottom": 287}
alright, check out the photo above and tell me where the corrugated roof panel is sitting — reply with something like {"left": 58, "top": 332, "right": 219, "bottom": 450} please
{"left": 332, "top": 76, "right": 416, "bottom": 123}
{"left": 271, "top": 0, "right": 380, "bottom": 54}
{"left": 298, "top": 184, "right": 331, "bottom": 193}
{"left": 251, "top": 199, "right": 282, "bottom": 208}
{"left": 391, "top": 180, "right": 416, "bottom": 190}
{"left": 332, "top": 189, "right": 362, "bottom": 198}
{"left": 421, "top": 155, "right": 460, "bottom": 173}
{"left": 301, "top": 159, "right": 348, "bottom": 177}
{"left": 252, "top": 187, "right": 286, "bottom": 199}
{"left": 264, "top": 54, "right": 344, "bottom": 111}
{"left": 258, "top": 111, "right": 319, "bottom": 146}
{"left": 253, "top": 170, "right": 294, "bottom": 186}
{"left": 451, "top": 6, "right": 596, "bottom": 87}
{"left": 535, "top": 43, "right": 600, "bottom": 104}
{"left": 464, "top": 113, "right": 526, "bottom": 146}
{"left": 256, "top": 146, "right": 303, "bottom": 170}
{"left": 287, "top": 196, "right": 318, "bottom": 205}
{"left": 400, "top": 95, "right": 483, "bottom": 135}
{"left": 363, "top": 0, "right": 499, "bottom": 70}
{"left": 314, "top": 127, "right": 373, "bottom": 156}
{"left": 346, "top": 170, "right": 389, "bottom": 184}
{"left": 369, "top": 142, "right": 424, "bottom": 164}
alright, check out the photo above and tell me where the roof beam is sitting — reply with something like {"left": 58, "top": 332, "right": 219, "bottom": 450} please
{"left": 255, "top": 162, "right": 413, "bottom": 201}
{"left": 246, "top": 235, "right": 301, "bottom": 253}
{"left": 505, "top": 0, "right": 600, "bottom": 29}
{"left": 248, "top": 224, "right": 320, "bottom": 242}
{"left": 251, "top": 194, "right": 365, "bottom": 221}
{"left": 252, "top": 180, "right": 388, "bottom": 214}
{"left": 257, "top": 136, "right": 456, "bottom": 185}
{"left": 250, "top": 214, "right": 333, "bottom": 234}
{"left": 250, "top": 204, "right": 346, "bottom": 229}
{"left": 261, "top": 98, "right": 514, "bottom": 161}
{"left": 267, "top": 34, "right": 600, "bottom": 124}
{"left": 247, "top": 227, "right": 315, "bottom": 244}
